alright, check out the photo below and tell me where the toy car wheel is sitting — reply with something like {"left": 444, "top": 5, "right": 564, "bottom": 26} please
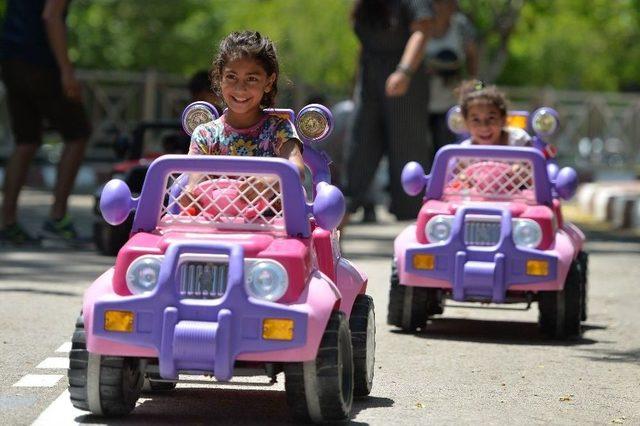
{"left": 426, "top": 288, "right": 445, "bottom": 316}
{"left": 94, "top": 215, "right": 133, "bottom": 256}
{"left": 387, "top": 261, "right": 428, "bottom": 331}
{"left": 349, "top": 294, "right": 375, "bottom": 397}
{"left": 284, "top": 311, "right": 354, "bottom": 423}
{"left": 577, "top": 251, "right": 589, "bottom": 321}
{"left": 538, "top": 260, "right": 583, "bottom": 339}
{"left": 68, "top": 313, "right": 144, "bottom": 416}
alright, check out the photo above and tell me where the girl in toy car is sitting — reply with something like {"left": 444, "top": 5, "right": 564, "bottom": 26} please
{"left": 456, "top": 79, "right": 531, "bottom": 147}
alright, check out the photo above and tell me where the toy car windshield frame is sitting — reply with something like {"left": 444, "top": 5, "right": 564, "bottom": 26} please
{"left": 131, "top": 155, "right": 311, "bottom": 237}
{"left": 427, "top": 145, "right": 553, "bottom": 205}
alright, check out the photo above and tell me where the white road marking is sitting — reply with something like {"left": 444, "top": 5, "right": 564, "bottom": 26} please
{"left": 37, "top": 357, "right": 69, "bottom": 369}
{"left": 31, "top": 390, "right": 83, "bottom": 426}
{"left": 33, "top": 390, "right": 152, "bottom": 426}
{"left": 56, "top": 342, "right": 72, "bottom": 353}
{"left": 13, "top": 374, "right": 63, "bottom": 388}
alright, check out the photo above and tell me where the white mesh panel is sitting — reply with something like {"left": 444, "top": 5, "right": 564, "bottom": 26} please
{"left": 443, "top": 157, "right": 535, "bottom": 202}
{"left": 159, "top": 172, "right": 285, "bottom": 231}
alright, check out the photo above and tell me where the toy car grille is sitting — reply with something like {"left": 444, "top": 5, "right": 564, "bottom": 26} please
{"left": 160, "top": 172, "right": 285, "bottom": 232}
{"left": 464, "top": 220, "right": 502, "bottom": 246}
{"left": 444, "top": 157, "right": 535, "bottom": 202}
{"left": 179, "top": 261, "right": 228, "bottom": 299}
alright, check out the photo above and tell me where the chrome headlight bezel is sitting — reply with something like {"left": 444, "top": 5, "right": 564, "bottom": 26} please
{"left": 425, "top": 215, "right": 454, "bottom": 243}
{"left": 125, "top": 255, "right": 164, "bottom": 294}
{"left": 512, "top": 219, "right": 543, "bottom": 248}
{"left": 245, "top": 259, "right": 288, "bottom": 302}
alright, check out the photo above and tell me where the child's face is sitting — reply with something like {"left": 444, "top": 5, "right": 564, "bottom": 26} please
{"left": 465, "top": 103, "right": 506, "bottom": 145}
{"left": 220, "top": 57, "right": 275, "bottom": 116}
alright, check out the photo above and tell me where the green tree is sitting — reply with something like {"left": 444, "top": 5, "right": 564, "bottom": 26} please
{"left": 67, "top": 0, "right": 358, "bottom": 100}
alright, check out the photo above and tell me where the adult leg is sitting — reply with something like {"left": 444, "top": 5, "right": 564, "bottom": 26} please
{"left": 385, "top": 81, "right": 433, "bottom": 220}
{"left": 430, "top": 112, "right": 456, "bottom": 152}
{"left": 344, "top": 98, "right": 385, "bottom": 221}
{"left": 2, "top": 144, "right": 39, "bottom": 227}
{"left": 50, "top": 138, "right": 87, "bottom": 220}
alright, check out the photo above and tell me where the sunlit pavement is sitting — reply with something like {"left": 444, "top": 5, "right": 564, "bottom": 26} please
{"left": 0, "top": 189, "right": 639, "bottom": 425}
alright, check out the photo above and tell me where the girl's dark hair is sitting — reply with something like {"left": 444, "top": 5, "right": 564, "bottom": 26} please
{"left": 210, "top": 31, "right": 279, "bottom": 108}
{"left": 457, "top": 79, "right": 508, "bottom": 117}
{"left": 351, "top": 0, "right": 391, "bottom": 29}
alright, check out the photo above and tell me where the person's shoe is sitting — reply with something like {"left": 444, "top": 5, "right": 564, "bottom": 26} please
{"left": 41, "top": 215, "right": 79, "bottom": 242}
{"left": 0, "top": 222, "right": 41, "bottom": 246}
{"left": 361, "top": 206, "right": 378, "bottom": 223}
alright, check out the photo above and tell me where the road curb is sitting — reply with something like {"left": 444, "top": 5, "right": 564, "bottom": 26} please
{"left": 576, "top": 181, "right": 640, "bottom": 230}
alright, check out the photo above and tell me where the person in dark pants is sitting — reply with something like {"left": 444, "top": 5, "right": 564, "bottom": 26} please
{"left": 188, "top": 69, "right": 223, "bottom": 110}
{"left": 0, "top": 0, "right": 91, "bottom": 245}
{"left": 425, "top": 0, "right": 478, "bottom": 151}
{"left": 345, "top": 0, "right": 434, "bottom": 222}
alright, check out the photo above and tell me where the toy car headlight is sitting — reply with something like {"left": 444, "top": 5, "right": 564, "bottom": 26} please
{"left": 245, "top": 260, "right": 288, "bottom": 301}
{"left": 531, "top": 108, "right": 559, "bottom": 137}
{"left": 425, "top": 215, "right": 454, "bottom": 243}
{"left": 512, "top": 219, "right": 542, "bottom": 248}
{"left": 126, "top": 255, "right": 163, "bottom": 294}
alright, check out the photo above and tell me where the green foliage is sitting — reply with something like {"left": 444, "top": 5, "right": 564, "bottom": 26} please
{"left": 499, "top": 0, "right": 640, "bottom": 90}
{"left": 2, "top": 0, "right": 639, "bottom": 92}
{"left": 68, "top": 0, "right": 358, "bottom": 98}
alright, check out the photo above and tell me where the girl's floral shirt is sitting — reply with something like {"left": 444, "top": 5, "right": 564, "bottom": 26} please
{"left": 189, "top": 113, "right": 299, "bottom": 158}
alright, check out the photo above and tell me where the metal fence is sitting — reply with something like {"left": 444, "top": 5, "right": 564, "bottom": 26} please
{"left": 0, "top": 69, "right": 191, "bottom": 162}
{"left": 505, "top": 86, "right": 640, "bottom": 172}
{"left": 0, "top": 70, "right": 639, "bottom": 172}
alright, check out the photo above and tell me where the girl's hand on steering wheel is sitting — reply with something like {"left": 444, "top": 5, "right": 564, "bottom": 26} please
{"left": 239, "top": 176, "right": 279, "bottom": 202}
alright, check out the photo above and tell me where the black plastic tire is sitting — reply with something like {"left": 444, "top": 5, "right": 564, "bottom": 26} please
{"left": 577, "top": 251, "right": 589, "bottom": 321}
{"left": 94, "top": 215, "right": 133, "bottom": 256}
{"left": 284, "top": 311, "right": 354, "bottom": 423}
{"left": 387, "top": 260, "right": 404, "bottom": 327}
{"left": 349, "top": 295, "right": 375, "bottom": 397}
{"left": 425, "top": 288, "right": 445, "bottom": 316}
{"left": 538, "top": 260, "right": 582, "bottom": 339}
{"left": 387, "top": 260, "right": 428, "bottom": 331}
{"left": 68, "top": 314, "right": 144, "bottom": 416}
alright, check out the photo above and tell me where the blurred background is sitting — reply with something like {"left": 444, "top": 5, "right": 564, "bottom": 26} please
{"left": 1, "top": 0, "right": 640, "bottom": 187}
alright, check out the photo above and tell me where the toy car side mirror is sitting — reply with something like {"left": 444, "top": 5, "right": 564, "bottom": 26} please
{"left": 401, "top": 162, "right": 427, "bottom": 196}
{"left": 554, "top": 167, "right": 578, "bottom": 200}
{"left": 100, "top": 179, "right": 137, "bottom": 225}
{"left": 181, "top": 101, "right": 220, "bottom": 136}
{"left": 296, "top": 104, "right": 333, "bottom": 144}
{"left": 312, "top": 182, "right": 345, "bottom": 230}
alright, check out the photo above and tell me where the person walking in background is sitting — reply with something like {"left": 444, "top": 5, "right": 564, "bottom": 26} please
{"left": 0, "top": 0, "right": 91, "bottom": 245}
{"left": 311, "top": 94, "right": 378, "bottom": 223}
{"left": 188, "top": 69, "right": 222, "bottom": 110}
{"left": 425, "top": 0, "right": 478, "bottom": 151}
{"left": 345, "top": 0, "right": 434, "bottom": 222}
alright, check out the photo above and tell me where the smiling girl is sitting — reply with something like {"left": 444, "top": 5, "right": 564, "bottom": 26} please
{"left": 457, "top": 80, "right": 531, "bottom": 147}
{"left": 188, "top": 31, "right": 305, "bottom": 178}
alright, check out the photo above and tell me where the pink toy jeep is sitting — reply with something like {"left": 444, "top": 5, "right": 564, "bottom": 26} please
{"left": 390, "top": 107, "right": 588, "bottom": 339}
{"left": 68, "top": 103, "right": 375, "bottom": 423}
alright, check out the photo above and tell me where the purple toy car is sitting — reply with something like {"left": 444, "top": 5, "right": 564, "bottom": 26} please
{"left": 68, "top": 103, "right": 375, "bottom": 423}
{"left": 390, "top": 107, "right": 588, "bottom": 339}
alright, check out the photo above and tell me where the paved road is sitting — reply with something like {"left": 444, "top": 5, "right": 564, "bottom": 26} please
{"left": 0, "top": 190, "right": 639, "bottom": 425}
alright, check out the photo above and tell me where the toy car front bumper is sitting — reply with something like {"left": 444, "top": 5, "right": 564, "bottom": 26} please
{"left": 402, "top": 207, "right": 559, "bottom": 303}
{"left": 91, "top": 242, "right": 309, "bottom": 381}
